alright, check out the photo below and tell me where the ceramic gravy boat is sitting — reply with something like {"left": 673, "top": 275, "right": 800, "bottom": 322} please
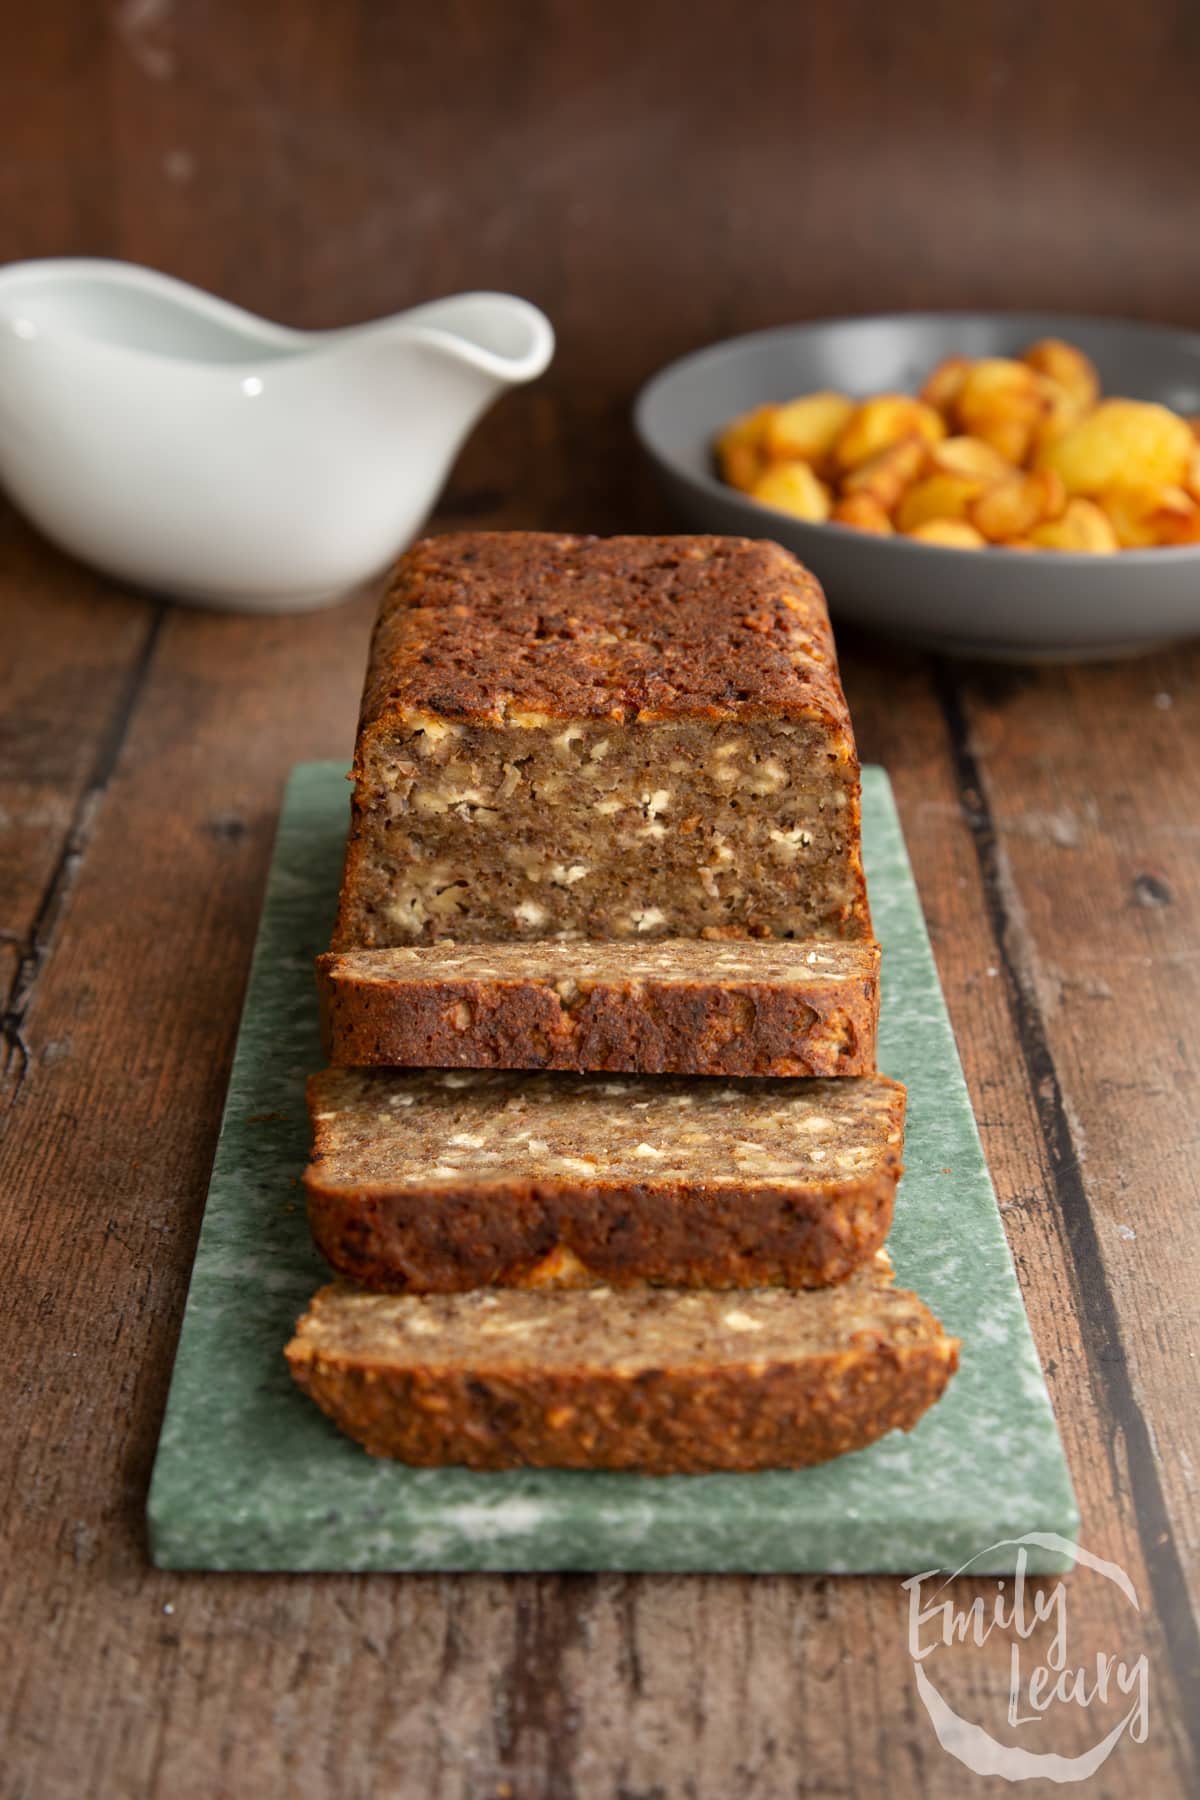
{"left": 0, "top": 259, "right": 554, "bottom": 612}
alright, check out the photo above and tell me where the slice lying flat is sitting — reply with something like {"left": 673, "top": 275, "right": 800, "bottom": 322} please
{"left": 317, "top": 938, "right": 880, "bottom": 1078}
{"left": 285, "top": 1253, "right": 959, "bottom": 1473}
{"left": 305, "top": 1066, "right": 906, "bottom": 1293}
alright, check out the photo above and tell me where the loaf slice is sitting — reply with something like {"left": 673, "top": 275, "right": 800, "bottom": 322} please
{"left": 305, "top": 1067, "right": 905, "bottom": 1293}
{"left": 331, "top": 532, "right": 871, "bottom": 950}
{"left": 285, "top": 1254, "right": 958, "bottom": 1472}
{"left": 317, "top": 938, "right": 880, "bottom": 1077}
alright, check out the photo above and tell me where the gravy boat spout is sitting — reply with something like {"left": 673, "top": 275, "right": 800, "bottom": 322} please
{"left": 0, "top": 259, "right": 555, "bottom": 612}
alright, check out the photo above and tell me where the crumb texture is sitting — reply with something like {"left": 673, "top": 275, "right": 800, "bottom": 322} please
{"left": 323, "top": 939, "right": 872, "bottom": 984}
{"left": 307, "top": 1066, "right": 904, "bottom": 1188}
{"left": 292, "top": 1255, "right": 923, "bottom": 1366}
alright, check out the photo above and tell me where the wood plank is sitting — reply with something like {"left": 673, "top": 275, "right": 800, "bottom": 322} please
{"left": 944, "top": 649, "right": 1200, "bottom": 1682}
{"left": 846, "top": 642, "right": 1198, "bottom": 1786}
{"left": 0, "top": 508, "right": 157, "bottom": 1097}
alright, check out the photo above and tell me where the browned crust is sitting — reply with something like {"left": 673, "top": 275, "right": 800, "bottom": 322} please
{"left": 316, "top": 947, "right": 880, "bottom": 1077}
{"left": 357, "top": 532, "right": 851, "bottom": 728}
{"left": 307, "top": 1172, "right": 897, "bottom": 1293}
{"left": 285, "top": 1310, "right": 960, "bottom": 1473}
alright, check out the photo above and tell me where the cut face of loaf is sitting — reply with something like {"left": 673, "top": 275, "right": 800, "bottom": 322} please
{"left": 305, "top": 1067, "right": 906, "bottom": 1293}
{"left": 317, "top": 938, "right": 880, "bottom": 1077}
{"left": 285, "top": 1254, "right": 959, "bottom": 1472}
{"left": 332, "top": 533, "right": 871, "bottom": 949}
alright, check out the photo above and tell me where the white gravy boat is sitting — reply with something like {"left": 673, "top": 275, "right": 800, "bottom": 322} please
{"left": 0, "top": 259, "right": 554, "bottom": 612}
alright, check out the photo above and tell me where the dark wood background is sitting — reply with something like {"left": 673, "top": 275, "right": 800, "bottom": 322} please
{"left": 1, "top": 3, "right": 1197, "bottom": 1795}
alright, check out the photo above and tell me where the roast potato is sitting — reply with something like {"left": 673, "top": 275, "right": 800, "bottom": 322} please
{"left": 920, "top": 356, "right": 971, "bottom": 417}
{"left": 840, "top": 435, "right": 930, "bottom": 510}
{"left": 763, "top": 392, "right": 854, "bottom": 468}
{"left": 929, "top": 435, "right": 1018, "bottom": 483}
{"left": 749, "top": 460, "right": 832, "bottom": 521}
{"left": 715, "top": 403, "right": 776, "bottom": 492}
{"left": 968, "top": 470, "right": 1066, "bottom": 542}
{"left": 895, "top": 473, "right": 985, "bottom": 532}
{"left": 1027, "top": 498, "right": 1120, "bottom": 553}
{"left": 954, "top": 359, "right": 1046, "bottom": 459}
{"left": 1038, "top": 399, "right": 1194, "bottom": 494}
{"left": 1100, "top": 482, "right": 1199, "bottom": 548}
{"left": 833, "top": 396, "right": 945, "bottom": 470}
{"left": 1022, "top": 338, "right": 1100, "bottom": 414}
{"left": 832, "top": 493, "right": 894, "bottom": 534}
{"left": 905, "top": 518, "right": 987, "bottom": 549}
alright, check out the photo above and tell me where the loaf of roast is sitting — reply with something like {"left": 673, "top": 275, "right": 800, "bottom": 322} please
{"left": 304, "top": 1065, "right": 905, "bottom": 1293}
{"left": 285, "top": 1252, "right": 958, "bottom": 1472}
{"left": 317, "top": 938, "right": 879, "bottom": 1077}
{"left": 331, "top": 532, "right": 872, "bottom": 950}
{"left": 280, "top": 529, "right": 958, "bottom": 1481}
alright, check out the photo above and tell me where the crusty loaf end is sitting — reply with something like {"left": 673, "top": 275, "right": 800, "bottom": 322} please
{"left": 285, "top": 1265, "right": 958, "bottom": 1473}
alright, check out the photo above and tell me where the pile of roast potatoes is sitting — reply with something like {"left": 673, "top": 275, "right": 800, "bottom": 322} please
{"left": 716, "top": 340, "right": 1200, "bottom": 552}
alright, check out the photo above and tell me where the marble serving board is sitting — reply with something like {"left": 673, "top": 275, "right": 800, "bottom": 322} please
{"left": 148, "top": 763, "right": 1078, "bottom": 1573}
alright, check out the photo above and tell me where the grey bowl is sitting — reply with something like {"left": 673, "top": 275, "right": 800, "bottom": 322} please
{"left": 634, "top": 312, "right": 1200, "bottom": 660}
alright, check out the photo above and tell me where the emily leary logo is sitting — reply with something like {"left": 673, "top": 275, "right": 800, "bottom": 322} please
{"left": 903, "top": 1533, "right": 1150, "bottom": 1782}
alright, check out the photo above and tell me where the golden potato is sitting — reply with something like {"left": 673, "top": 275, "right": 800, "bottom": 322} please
{"left": 895, "top": 473, "right": 985, "bottom": 532}
{"left": 955, "top": 357, "right": 1080, "bottom": 465}
{"left": 1168, "top": 509, "right": 1200, "bottom": 544}
{"left": 833, "top": 395, "right": 945, "bottom": 470}
{"left": 1022, "top": 338, "right": 1100, "bottom": 413}
{"left": 715, "top": 403, "right": 776, "bottom": 491}
{"left": 719, "top": 444, "right": 758, "bottom": 491}
{"left": 905, "top": 518, "right": 987, "bottom": 549}
{"left": 1099, "top": 481, "right": 1198, "bottom": 548}
{"left": 972, "top": 411, "right": 1040, "bottom": 465}
{"left": 832, "top": 493, "right": 894, "bottom": 534}
{"left": 1187, "top": 415, "right": 1200, "bottom": 442}
{"left": 1184, "top": 447, "right": 1200, "bottom": 505}
{"left": 929, "top": 435, "right": 1017, "bottom": 483}
{"left": 1037, "top": 399, "right": 1194, "bottom": 494}
{"left": 763, "top": 392, "right": 854, "bottom": 467}
{"left": 1027, "top": 498, "right": 1119, "bottom": 553}
{"left": 968, "top": 470, "right": 1066, "bottom": 542}
{"left": 955, "top": 358, "right": 1045, "bottom": 464}
{"left": 750, "top": 460, "right": 832, "bottom": 521}
{"left": 1031, "top": 375, "right": 1090, "bottom": 457}
{"left": 840, "top": 434, "right": 929, "bottom": 510}
{"left": 920, "top": 356, "right": 971, "bottom": 416}
{"left": 957, "top": 356, "right": 1041, "bottom": 408}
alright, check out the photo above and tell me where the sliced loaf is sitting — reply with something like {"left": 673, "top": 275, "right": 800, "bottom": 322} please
{"left": 331, "top": 533, "right": 871, "bottom": 950}
{"left": 285, "top": 1253, "right": 958, "bottom": 1472}
{"left": 317, "top": 938, "right": 879, "bottom": 1077}
{"left": 305, "top": 1066, "right": 906, "bottom": 1293}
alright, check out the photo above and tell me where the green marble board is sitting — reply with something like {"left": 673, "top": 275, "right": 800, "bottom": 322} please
{"left": 148, "top": 763, "right": 1078, "bottom": 1573}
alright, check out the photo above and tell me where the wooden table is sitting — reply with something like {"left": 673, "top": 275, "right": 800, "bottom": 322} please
{"left": 2, "top": 4, "right": 1197, "bottom": 1794}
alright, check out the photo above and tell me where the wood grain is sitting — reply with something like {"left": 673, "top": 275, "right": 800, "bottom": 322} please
{"left": 0, "top": 517, "right": 157, "bottom": 1094}
{"left": 1, "top": 0, "right": 1198, "bottom": 1793}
